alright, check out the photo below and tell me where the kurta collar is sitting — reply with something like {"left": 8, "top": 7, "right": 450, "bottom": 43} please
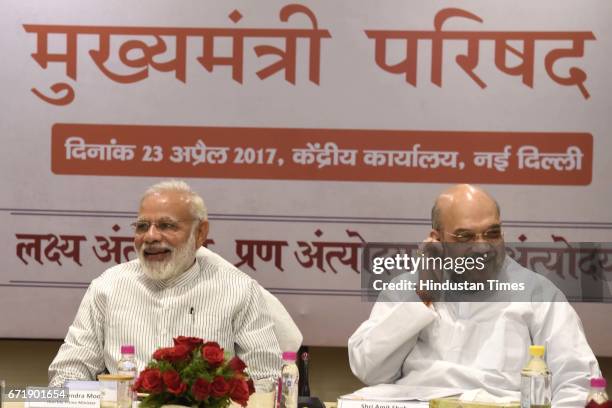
{"left": 151, "top": 258, "right": 200, "bottom": 290}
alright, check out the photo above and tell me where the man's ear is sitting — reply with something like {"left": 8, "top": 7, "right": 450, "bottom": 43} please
{"left": 195, "top": 220, "right": 209, "bottom": 248}
{"left": 429, "top": 229, "right": 441, "bottom": 242}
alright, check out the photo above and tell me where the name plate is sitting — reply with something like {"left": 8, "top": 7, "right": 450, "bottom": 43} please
{"left": 27, "top": 383, "right": 101, "bottom": 408}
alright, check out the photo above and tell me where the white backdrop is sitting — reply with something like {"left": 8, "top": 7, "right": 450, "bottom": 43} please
{"left": 2, "top": 0, "right": 611, "bottom": 355}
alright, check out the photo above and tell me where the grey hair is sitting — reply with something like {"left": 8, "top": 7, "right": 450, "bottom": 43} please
{"left": 431, "top": 198, "right": 500, "bottom": 231}
{"left": 431, "top": 202, "right": 443, "bottom": 231}
{"left": 142, "top": 180, "right": 208, "bottom": 221}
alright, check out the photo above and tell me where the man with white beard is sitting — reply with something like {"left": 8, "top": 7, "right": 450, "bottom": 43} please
{"left": 49, "top": 180, "right": 282, "bottom": 386}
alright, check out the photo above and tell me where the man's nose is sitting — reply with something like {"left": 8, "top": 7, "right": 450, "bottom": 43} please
{"left": 143, "top": 224, "right": 162, "bottom": 242}
{"left": 470, "top": 241, "right": 492, "bottom": 254}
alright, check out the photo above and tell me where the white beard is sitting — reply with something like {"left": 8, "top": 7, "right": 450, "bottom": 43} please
{"left": 138, "top": 232, "right": 196, "bottom": 281}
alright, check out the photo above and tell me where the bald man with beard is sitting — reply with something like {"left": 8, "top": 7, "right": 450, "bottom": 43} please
{"left": 349, "top": 184, "right": 600, "bottom": 407}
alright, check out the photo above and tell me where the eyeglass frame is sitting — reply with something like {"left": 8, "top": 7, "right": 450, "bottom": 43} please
{"left": 439, "top": 225, "right": 504, "bottom": 243}
{"left": 130, "top": 217, "right": 199, "bottom": 235}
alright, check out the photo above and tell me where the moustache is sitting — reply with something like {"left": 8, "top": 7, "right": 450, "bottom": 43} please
{"left": 141, "top": 244, "right": 174, "bottom": 255}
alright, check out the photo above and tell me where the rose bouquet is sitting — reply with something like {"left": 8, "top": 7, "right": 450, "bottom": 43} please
{"left": 133, "top": 336, "right": 255, "bottom": 408}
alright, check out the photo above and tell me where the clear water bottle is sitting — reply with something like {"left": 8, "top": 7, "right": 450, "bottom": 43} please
{"left": 279, "top": 351, "right": 299, "bottom": 408}
{"left": 585, "top": 377, "right": 610, "bottom": 407}
{"left": 520, "top": 345, "right": 552, "bottom": 408}
{"left": 117, "top": 345, "right": 137, "bottom": 408}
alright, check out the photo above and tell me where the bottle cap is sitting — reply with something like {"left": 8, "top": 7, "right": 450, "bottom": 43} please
{"left": 121, "top": 344, "right": 135, "bottom": 354}
{"left": 591, "top": 377, "right": 607, "bottom": 388}
{"left": 282, "top": 351, "right": 297, "bottom": 361}
{"left": 529, "top": 345, "right": 545, "bottom": 357}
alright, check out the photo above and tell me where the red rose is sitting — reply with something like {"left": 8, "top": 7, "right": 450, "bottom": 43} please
{"left": 228, "top": 356, "right": 247, "bottom": 374}
{"left": 229, "top": 378, "right": 251, "bottom": 407}
{"left": 192, "top": 378, "right": 211, "bottom": 401}
{"left": 174, "top": 336, "right": 204, "bottom": 352}
{"left": 153, "top": 347, "right": 171, "bottom": 361}
{"left": 202, "top": 342, "right": 225, "bottom": 367}
{"left": 166, "top": 344, "right": 192, "bottom": 362}
{"left": 247, "top": 378, "right": 255, "bottom": 395}
{"left": 210, "top": 376, "right": 230, "bottom": 398}
{"left": 162, "top": 370, "right": 187, "bottom": 396}
{"left": 153, "top": 345, "right": 192, "bottom": 363}
{"left": 140, "top": 368, "right": 163, "bottom": 393}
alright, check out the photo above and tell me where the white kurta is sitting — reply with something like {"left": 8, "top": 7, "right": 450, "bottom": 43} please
{"left": 49, "top": 247, "right": 282, "bottom": 386}
{"left": 348, "top": 257, "right": 600, "bottom": 408}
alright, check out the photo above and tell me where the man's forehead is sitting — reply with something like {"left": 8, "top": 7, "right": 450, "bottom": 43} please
{"left": 442, "top": 201, "right": 500, "bottom": 231}
{"left": 139, "top": 191, "right": 192, "bottom": 218}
